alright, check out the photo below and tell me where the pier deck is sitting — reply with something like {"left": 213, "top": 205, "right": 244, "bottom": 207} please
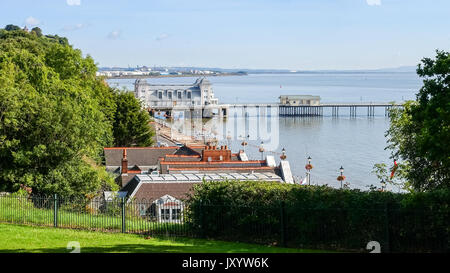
{"left": 224, "top": 103, "right": 403, "bottom": 117}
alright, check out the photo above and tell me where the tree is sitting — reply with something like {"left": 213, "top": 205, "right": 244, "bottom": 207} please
{"left": 30, "top": 27, "right": 42, "bottom": 37}
{"left": 385, "top": 50, "right": 450, "bottom": 191}
{"left": 112, "top": 91, "right": 155, "bottom": 147}
{"left": 4, "top": 24, "right": 21, "bottom": 31}
{"left": 0, "top": 28, "right": 117, "bottom": 197}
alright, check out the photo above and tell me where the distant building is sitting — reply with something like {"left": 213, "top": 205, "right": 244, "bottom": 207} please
{"left": 134, "top": 78, "right": 218, "bottom": 109}
{"left": 279, "top": 95, "right": 321, "bottom": 106}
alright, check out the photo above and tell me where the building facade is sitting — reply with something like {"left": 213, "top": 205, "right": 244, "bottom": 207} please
{"left": 134, "top": 78, "right": 218, "bottom": 109}
{"left": 279, "top": 95, "right": 321, "bottom": 106}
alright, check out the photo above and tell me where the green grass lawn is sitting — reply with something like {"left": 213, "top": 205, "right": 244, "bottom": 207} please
{"left": 0, "top": 223, "right": 329, "bottom": 253}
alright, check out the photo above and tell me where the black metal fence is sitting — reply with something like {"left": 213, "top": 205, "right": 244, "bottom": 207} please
{"left": 0, "top": 193, "right": 447, "bottom": 252}
{"left": 0, "top": 193, "right": 193, "bottom": 237}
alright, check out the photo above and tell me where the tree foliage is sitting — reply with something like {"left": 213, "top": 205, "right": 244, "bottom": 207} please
{"left": 112, "top": 91, "right": 154, "bottom": 147}
{"left": 385, "top": 50, "right": 450, "bottom": 191}
{"left": 0, "top": 26, "right": 118, "bottom": 196}
{"left": 186, "top": 181, "right": 449, "bottom": 252}
{"left": 30, "top": 27, "right": 42, "bottom": 37}
{"left": 4, "top": 25, "right": 20, "bottom": 31}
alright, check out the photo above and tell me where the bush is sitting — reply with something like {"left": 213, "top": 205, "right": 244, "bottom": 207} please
{"left": 185, "top": 181, "right": 449, "bottom": 252}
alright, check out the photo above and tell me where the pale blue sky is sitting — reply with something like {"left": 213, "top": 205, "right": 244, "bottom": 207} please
{"left": 2, "top": 0, "right": 450, "bottom": 70}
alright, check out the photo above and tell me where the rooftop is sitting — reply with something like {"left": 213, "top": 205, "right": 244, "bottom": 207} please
{"left": 135, "top": 172, "right": 283, "bottom": 183}
{"left": 279, "top": 95, "right": 321, "bottom": 99}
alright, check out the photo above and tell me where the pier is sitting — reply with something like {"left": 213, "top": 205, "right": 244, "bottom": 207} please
{"left": 278, "top": 103, "right": 403, "bottom": 117}
{"left": 149, "top": 103, "right": 404, "bottom": 119}
{"left": 224, "top": 103, "right": 403, "bottom": 117}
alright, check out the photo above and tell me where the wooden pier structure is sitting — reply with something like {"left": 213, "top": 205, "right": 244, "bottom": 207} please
{"left": 225, "top": 103, "right": 403, "bottom": 117}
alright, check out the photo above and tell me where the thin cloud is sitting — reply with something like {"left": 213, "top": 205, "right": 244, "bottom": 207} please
{"left": 366, "top": 0, "right": 381, "bottom": 6}
{"left": 61, "top": 23, "right": 89, "bottom": 31}
{"left": 25, "top": 16, "right": 40, "bottom": 26}
{"left": 107, "top": 30, "right": 122, "bottom": 40}
{"left": 156, "top": 33, "right": 170, "bottom": 41}
{"left": 66, "top": 0, "right": 81, "bottom": 6}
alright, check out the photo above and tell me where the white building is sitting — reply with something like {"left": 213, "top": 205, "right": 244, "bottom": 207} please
{"left": 134, "top": 77, "right": 218, "bottom": 109}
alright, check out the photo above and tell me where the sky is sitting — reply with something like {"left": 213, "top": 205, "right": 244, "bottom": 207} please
{"left": 1, "top": 0, "right": 450, "bottom": 70}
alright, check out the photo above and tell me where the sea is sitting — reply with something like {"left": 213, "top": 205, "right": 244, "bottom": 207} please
{"left": 107, "top": 72, "right": 422, "bottom": 192}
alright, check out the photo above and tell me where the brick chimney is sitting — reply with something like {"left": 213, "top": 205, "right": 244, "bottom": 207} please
{"left": 121, "top": 148, "right": 128, "bottom": 174}
{"left": 202, "top": 145, "right": 231, "bottom": 162}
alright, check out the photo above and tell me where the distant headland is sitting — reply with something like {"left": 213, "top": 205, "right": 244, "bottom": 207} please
{"left": 98, "top": 65, "right": 416, "bottom": 79}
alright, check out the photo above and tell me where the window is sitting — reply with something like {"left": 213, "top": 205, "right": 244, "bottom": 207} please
{"left": 158, "top": 92, "right": 162, "bottom": 99}
{"left": 161, "top": 208, "right": 170, "bottom": 220}
{"left": 178, "top": 92, "right": 182, "bottom": 99}
{"left": 187, "top": 92, "right": 191, "bottom": 99}
{"left": 168, "top": 92, "right": 172, "bottom": 100}
{"left": 172, "top": 209, "right": 181, "bottom": 220}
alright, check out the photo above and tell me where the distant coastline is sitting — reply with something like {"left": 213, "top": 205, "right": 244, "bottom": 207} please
{"left": 104, "top": 72, "right": 247, "bottom": 79}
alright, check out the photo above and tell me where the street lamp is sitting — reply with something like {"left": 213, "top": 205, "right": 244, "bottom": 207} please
{"left": 280, "top": 148, "right": 287, "bottom": 160}
{"left": 305, "top": 156, "right": 312, "bottom": 185}
{"left": 381, "top": 179, "right": 386, "bottom": 192}
{"left": 338, "top": 166, "right": 344, "bottom": 189}
{"left": 241, "top": 134, "right": 249, "bottom": 153}
{"left": 259, "top": 141, "right": 265, "bottom": 160}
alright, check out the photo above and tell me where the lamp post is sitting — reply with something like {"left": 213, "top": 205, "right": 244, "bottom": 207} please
{"left": 339, "top": 166, "right": 344, "bottom": 189}
{"left": 280, "top": 148, "right": 287, "bottom": 160}
{"left": 307, "top": 156, "right": 312, "bottom": 185}
{"left": 241, "top": 134, "right": 249, "bottom": 153}
{"left": 259, "top": 141, "right": 265, "bottom": 160}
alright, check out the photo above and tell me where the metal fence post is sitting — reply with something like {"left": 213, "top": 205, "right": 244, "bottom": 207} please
{"left": 384, "top": 202, "right": 391, "bottom": 253}
{"left": 121, "top": 197, "right": 126, "bottom": 233}
{"left": 199, "top": 201, "right": 205, "bottom": 238}
{"left": 53, "top": 194, "right": 58, "bottom": 228}
{"left": 280, "top": 201, "right": 286, "bottom": 247}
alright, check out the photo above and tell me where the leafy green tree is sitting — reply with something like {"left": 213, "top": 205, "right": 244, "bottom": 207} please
{"left": 385, "top": 50, "right": 450, "bottom": 191}
{"left": 4, "top": 24, "right": 21, "bottom": 31}
{"left": 30, "top": 27, "right": 42, "bottom": 37}
{"left": 0, "top": 27, "right": 117, "bottom": 196}
{"left": 112, "top": 91, "right": 154, "bottom": 147}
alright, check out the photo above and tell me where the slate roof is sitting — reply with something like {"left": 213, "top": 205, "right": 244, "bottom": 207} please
{"left": 123, "top": 172, "right": 284, "bottom": 201}
{"left": 104, "top": 147, "right": 178, "bottom": 167}
{"left": 131, "top": 182, "right": 198, "bottom": 202}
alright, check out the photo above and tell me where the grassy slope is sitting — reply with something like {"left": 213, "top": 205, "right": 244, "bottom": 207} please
{"left": 0, "top": 224, "right": 328, "bottom": 253}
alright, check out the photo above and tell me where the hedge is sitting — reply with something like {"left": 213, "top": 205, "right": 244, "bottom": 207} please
{"left": 185, "top": 181, "right": 449, "bottom": 253}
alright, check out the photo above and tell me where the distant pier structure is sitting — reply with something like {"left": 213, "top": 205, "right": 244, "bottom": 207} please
{"left": 133, "top": 79, "right": 403, "bottom": 118}
{"left": 277, "top": 95, "right": 402, "bottom": 117}
{"left": 279, "top": 103, "right": 402, "bottom": 117}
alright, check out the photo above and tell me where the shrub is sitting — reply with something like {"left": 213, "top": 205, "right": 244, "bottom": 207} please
{"left": 185, "top": 181, "right": 449, "bottom": 252}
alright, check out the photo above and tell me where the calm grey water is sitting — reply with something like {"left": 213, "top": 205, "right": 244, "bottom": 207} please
{"left": 108, "top": 72, "right": 422, "bottom": 191}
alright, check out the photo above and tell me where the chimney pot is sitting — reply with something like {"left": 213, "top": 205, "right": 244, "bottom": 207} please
{"left": 121, "top": 148, "right": 128, "bottom": 174}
